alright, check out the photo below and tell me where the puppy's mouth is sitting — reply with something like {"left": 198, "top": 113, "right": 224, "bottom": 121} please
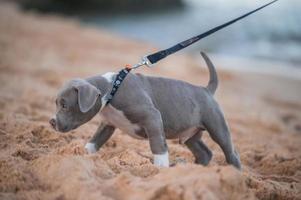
{"left": 57, "top": 122, "right": 81, "bottom": 133}
{"left": 57, "top": 126, "right": 71, "bottom": 133}
{"left": 49, "top": 117, "right": 80, "bottom": 133}
{"left": 50, "top": 120, "right": 72, "bottom": 133}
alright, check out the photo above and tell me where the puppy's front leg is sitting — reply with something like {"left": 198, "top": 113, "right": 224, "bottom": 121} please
{"left": 144, "top": 109, "right": 169, "bottom": 167}
{"left": 85, "top": 123, "right": 115, "bottom": 154}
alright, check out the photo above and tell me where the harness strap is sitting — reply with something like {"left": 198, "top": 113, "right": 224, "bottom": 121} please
{"left": 100, "top": 66, "right": 132, "bottom": 111}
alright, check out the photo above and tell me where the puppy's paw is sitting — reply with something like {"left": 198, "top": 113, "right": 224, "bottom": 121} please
{"left": 154, "top": 152, "right": 169, "bottom": 168}
{"left": 85, "top": 143, "right": 97, "bottom": 154}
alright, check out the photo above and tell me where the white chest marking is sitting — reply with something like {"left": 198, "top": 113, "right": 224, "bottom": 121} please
{"left": 100, "top": 72, "right": 116, "bottom": 111}
{"left": 100, "top": 105, "right": 143, "bottom": 139}
{"left": 102, "top": 72, "right": 115, "bottom": 83}
{"left": 154, "top": 151, "right": 169, "bottom": 167}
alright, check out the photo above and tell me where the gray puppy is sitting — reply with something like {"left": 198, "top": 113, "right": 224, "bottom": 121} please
{"left": 50, "top": 52, "right": 241, "bottom": 169}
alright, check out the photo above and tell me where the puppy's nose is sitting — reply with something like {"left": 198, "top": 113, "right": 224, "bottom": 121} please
{"left": 49, "top": 118, "right": 56, "bottom": 129}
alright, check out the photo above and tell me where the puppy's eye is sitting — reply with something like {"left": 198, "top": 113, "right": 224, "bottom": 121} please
{"left": 60, "top": 99, "right": 67, "bottom": 109}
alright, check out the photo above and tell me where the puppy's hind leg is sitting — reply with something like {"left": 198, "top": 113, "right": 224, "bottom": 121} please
{"left": 204, "top": 104, "right": 241, "bottom": 170}
{"left": 85, "top": 123, "right": 115, "bottom": 153}
{"left": 185, "top": 131, "right": 212, "bottom": 166}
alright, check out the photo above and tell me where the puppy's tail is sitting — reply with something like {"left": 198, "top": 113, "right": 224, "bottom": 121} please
{"left": 201, "top": 52, "right": 218, "bottom": 95}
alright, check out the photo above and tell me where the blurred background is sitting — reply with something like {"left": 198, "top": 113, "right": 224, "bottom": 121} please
{"left": 19, "top": 0, "right": 301, "bottom": 69}
{"left": 1, "top": 1, "right": 301, "bottom": 199}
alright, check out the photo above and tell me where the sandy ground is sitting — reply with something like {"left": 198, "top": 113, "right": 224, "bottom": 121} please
{"left": 0, "top": 3, "right": 301, "bottom": 200}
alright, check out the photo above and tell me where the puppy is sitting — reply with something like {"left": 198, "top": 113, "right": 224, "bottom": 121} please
{"left": 50, "top": 52, "right": 241, "bottom": 169}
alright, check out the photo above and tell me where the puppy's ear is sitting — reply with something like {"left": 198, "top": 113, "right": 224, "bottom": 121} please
{"left": 74, "top": 80, "right": 101, "bottom": 113}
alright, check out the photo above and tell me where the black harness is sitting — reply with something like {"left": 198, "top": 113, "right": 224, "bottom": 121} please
{"left": 102, "top": 67, "right": 131, "bottom": 107}
{"left": 101, "top": 0, "right": 277, "bottom": 109}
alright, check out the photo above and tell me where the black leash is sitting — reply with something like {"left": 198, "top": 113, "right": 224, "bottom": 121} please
{"left": 146, "top": 0, "right": 278, "bottom": 65}
{"left": 101, "top": 0, "right": 278, "bottom": 109}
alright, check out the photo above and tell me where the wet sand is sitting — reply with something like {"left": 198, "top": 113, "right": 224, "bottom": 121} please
{"left": 0, "top": 3, "right": 300, "bottom": 200}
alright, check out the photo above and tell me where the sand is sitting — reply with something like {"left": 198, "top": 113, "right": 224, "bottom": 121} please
{"left": 0, "top": 2, "right": 300, "bottom": 200}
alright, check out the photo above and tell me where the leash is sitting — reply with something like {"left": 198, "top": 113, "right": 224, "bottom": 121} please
{"left": 100, "top": 0, "right": 278, "bottom": 110}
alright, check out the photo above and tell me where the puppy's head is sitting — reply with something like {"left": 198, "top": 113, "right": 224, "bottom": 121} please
{"left": 49, "top": 79, "right": 101, "bottom": 132}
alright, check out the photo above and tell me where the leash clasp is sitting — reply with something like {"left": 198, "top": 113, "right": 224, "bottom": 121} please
{"left": 130, "top": 55, "right": 153, "bottom": 69}
{"left": 141, "top": 55, "right": 153, "bottom": 67}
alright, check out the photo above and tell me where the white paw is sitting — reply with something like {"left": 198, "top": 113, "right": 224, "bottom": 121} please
{"left": 85, "top": 143, "right": 97, "bottom": 154}
{"left": 154, "top": 151, "right": 169, "bottom": 167}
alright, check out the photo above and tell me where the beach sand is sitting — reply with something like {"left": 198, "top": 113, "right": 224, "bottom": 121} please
{"left": 0, "top": 3, "right": 300, "bottom": 200}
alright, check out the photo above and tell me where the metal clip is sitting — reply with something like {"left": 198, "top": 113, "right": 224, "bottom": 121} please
{"left": 131, "top": 61, "right": 144, "bottom": 69}
{"left": 142, "top": 55, "right": 154, "bottom": 67}
{"left": 130, "top": 55, "right": 154, "bottom": 69}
